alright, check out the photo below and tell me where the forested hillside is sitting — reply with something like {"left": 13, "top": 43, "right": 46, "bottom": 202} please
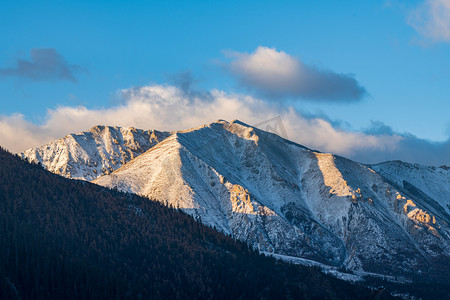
{"left": 0, "top": 147, "right": 391, "bottom": 299}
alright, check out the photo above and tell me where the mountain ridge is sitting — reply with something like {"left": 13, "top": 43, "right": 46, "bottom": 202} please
{"left": 21, "top": 125, "right": 170, "bottom": 180}
{"left": 22, "top": 119, "right": 450, "bottom": 281}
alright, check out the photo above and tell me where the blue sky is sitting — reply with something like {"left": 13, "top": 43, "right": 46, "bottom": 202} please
{"left": 0, "top": 0, "right": 449, "bottom": 165}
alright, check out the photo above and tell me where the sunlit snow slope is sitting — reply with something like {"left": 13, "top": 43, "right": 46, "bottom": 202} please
{"left": 23, "top": 120, "right": 450, "bottom": 279}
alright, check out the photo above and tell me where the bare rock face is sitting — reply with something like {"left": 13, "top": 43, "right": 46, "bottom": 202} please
{"left": 24, "top": 120, "right": 450, "bottom": 280}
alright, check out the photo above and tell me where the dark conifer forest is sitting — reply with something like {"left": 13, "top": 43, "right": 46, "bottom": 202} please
{"left": 0, "top": 147, "right": 395, "bottom": 299}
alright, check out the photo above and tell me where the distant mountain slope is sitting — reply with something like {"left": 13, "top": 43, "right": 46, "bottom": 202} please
{"left": 1, "top": 147, "right": 390, "bottom": 299}
{"left": 91, "top": 120, "right": 450, "bottom": 280}
{"left": 21, "top": 125, "right": 169, "bottom": 180}
{"left": 371, "top": 161, "right": 450, "bottom": 216}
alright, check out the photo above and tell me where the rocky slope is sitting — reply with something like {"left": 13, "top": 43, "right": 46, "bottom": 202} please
{"left": 371, "top": 161, "right": 450, "bottom": 216}
{"left": 23, "top": 120, "right": 450, "bottom": 280}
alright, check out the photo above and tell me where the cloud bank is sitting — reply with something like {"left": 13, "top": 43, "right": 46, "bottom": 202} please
{"left": 0, "top": 84, "right": 448, "bottom": 166}
{"left": 0, "top": 48, "right": 83, "bottom": 82}
{"left": 225, "top": 46, "right": 366, "bottom": 101}
{"left": 409, "top": 0, "right": 450, "bottom": 43}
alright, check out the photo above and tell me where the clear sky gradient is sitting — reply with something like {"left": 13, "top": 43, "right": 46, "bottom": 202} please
{"left": 1, "top": 0, "right": 449, "bottom": 165}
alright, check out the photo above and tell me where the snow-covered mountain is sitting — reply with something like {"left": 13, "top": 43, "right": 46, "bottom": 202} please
{"left": 22, "top": 120, "right": 450, "bottom": 280}
{"left": 21, "top": 125, "right": 170, "bottom": 180}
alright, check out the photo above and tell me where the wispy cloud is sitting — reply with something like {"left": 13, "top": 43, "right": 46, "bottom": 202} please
{"left": 408, "top": 0, "right": 450, "bottom": 43}
{"left": 224, "top": 46, "right": 367, "bottom": 102}
{"left": 0, "top": 48, "right": 84, "bottom": 82}
{"left": 0, "top": 84, "right": 448, "bottom": 166}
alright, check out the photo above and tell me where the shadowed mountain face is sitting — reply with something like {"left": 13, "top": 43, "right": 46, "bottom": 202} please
{"left": 2, "top": 147, "right": 391, "bottom": 299}
{"left": 23, "top": 120, "right": 450, "bottom": 280}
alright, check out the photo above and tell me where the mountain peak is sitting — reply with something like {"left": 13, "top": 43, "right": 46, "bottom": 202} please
{"left": 212, "top": 119, "right": 229, "bottom": 124}
{"left": 22, "top": 125, "right": 170, "bottom": 180}
{"left": 229, "top": 119, "right": 252, "bottom": 127}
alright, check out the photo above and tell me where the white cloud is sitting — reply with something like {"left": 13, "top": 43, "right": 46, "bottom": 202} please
{"left": 409, "top": 0, "right": 450, "bottom": 43}
{"left": 225, "top": 46, "right": 366, "bottom": 101}
{"left": 0, "top": 113, "right": 54, "bottom": 152}
{"left": 0, "top": 84, "right": 448, "bottom": 165}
